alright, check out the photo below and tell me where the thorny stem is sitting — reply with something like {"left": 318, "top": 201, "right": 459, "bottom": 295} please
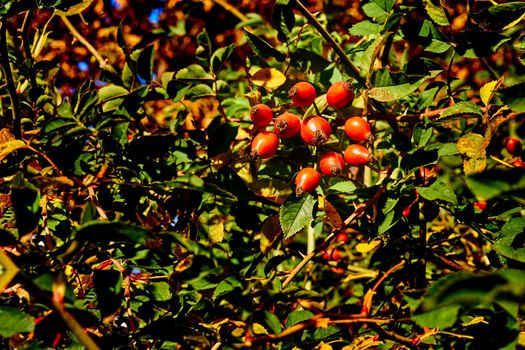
{"left": 0, "top": 19, "right": 22, "bottom": 138}
{"left": 281, "top": 232, "right": 336, "bottom": 289}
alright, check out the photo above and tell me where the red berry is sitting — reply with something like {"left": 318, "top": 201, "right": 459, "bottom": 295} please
{"left": 289, "top": 81, "right": 316, "bottom": 107}
{"left": 344, "top": 117, "right": 372, "bottom": 143}
{"left": 251, "top": 131, "right": 279, "bottom": 159}
{"left": 322, "top": 248, "right": 343, "bottom": 261}
{"left": 336, "top": 232, "right": 349, "bottom": 243}
{"left": 274, "top": 112, "right": 301, "bottom": 139}
{"left": 295, "top": 167, "right": 321, "bottom": 196}
{"left": 319, "top": 151, "right": 345, "bottom": 176}
{"left": 513, "top": 158, "right": 525, "bottom": 168}
{"left": 249, "top": 104, "right": 273, "bottom": 127}
{"left": 504, "top": 137, "right": 523, "bottom": 156}
{"left": 344, "top": 144, "right": 372, "bottom": 167}
{"left": 326, "top": 81, "right": 354, "bottom": 109}
{"left": 474, "top": 201, "right": 487, "bottom": 211}
{"left": 301, "top": 116, "right": 332, "bottom": 146}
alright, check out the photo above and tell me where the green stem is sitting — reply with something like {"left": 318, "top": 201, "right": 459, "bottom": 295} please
{"left": 292, "top": 0, "right": 364, "bottom": 85}
{"left": 0, "top": 19, "right": 22, "bottom": 138}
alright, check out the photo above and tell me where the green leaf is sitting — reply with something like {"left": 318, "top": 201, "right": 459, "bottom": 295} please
{"left": 498, "top": 83, "right": 525, "bottom": 113}
{"left": 412, "top": 305, "right": 460, "bottom": 329}
{"left": 213, "top": 276, "right": 241, "bottom": 301}
{"left": 412, "top": 123, "right": 433, "bottom": 147}
{"left": 137, "top": 44, "right": 155, "bottom": 83}
{"left": 438, "top": 102, "right": 483, "bottom": 120}
{"left": 368, "top": 76, "right": 428, "bottom": 102}
{"left": 425, "top": 39, "right": 452, "bottom": 53}
{"left": 493, "top": 218, "right": 525, "bottom": 263}
{"left": 98, "top": 85, "right": 129, "bottom": 102}
{"left": 152, "top": 282, "right": 172, "bottom": 302}
{"left": 196, "top": 29, "right": 212, "bottom": 68}
{"left": 0, "top": 306, "right": 34, "bottom": 337}
{"left": 472, "top": 2, "right": 525, "bottom": 32}
{"left": 378, "top": 197, "right": 401, "bottom": 234}
{"left": 418, "top": 269, "right": 525, "bottom": 311}
{"left": 417, "top": 179, "right": 457, "bottom": 205}
{"left": 466, "top": 168, "right": 525, "bottom": 201}
{"left": 280, "top": 194, "right": 316, "bottom": 240}
{"left": 75, "top": 221, "right": 150, "bottom": 244}
{"left": 10, "top": 174, "right": 41, "bottom": 237}
{"left": 373, "top": 0, "right": 395, "bottom": 12}
{"left": 264, "top": 311, "right": 283, "bottom": 335}
{"left": 285, "top": 310, "right": 314, "bottom": 328}
{"left": 211, "top": 44, "right": 235, "bottom": 73}
{"left": 349, "top": 21, "right": 381, "bottom": 36}
{"left": 424, "top": 0, "right": 449, "bottom": 26}
{"left": 244, "top": 30, "right": 286, "bottom": 61}
{"left": 329, "top": 181, "right": 358, "bottom": 194}
{"left": 207, "top": 121, "right": 238, "bottom": 157}
{"left": 362, "top": 2, "right": 387, "bottom": 19}
{"left": 176, "top": 64, "right": 214, "bottom": 80}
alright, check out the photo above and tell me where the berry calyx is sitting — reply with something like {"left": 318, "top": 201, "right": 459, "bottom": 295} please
{"left": 249, "top": 104, "right": 273, "bottom": 128}
{"left": 301, "top": 116, "right": 332, "bottom": 146}
{"left": 274, "top": 112, "right": 301, "bottom": 139}
{"left": 344, "top": 144, "right": 373, "bottom": 167}
{"left": 344, "top": 116, "right": 373, "bottom": 143}
{"left": 504, "top": 137, "right": 523, "bottom": 156}
{"left": 326, "top": 81, "right": 354, "bottom": 109}
{"left": 251, "top": 131, "right": 279, "bottom": 159}
{"left": 289, "top": 81, "right": 316, "bottom": 107}
{"left": 295, "top": 167, "right": 321, "bottom": 196}
{"left": 319, "top": 151, "right": 345, "bottom": 176}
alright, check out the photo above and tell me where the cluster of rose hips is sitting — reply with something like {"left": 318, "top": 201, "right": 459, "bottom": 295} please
{"left": 249, "top": 81, "right": 374, "bottom": 196}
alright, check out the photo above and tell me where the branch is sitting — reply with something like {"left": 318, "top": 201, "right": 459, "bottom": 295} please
{"left": 0, "top": 18, "right": 22, "bottom": 138}
{"left": 59, "top": 14, "right": 107, "bottom": 68}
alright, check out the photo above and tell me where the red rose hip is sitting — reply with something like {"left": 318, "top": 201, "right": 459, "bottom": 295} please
{"left": 289, "top": 81, "right": 316, "bottom": 107}
{"left": 504, "top": 137, "right": 523, "bottom": 156}
{"left": 344, "top": 144, "right": 372, "bottom": 166}
{"left": 319, "top": 151, "right": 345, "bottom": 176}
{"left": 326, "top": 81, "right": 354, "bottom": 109}
{"left": 251, "top": 131, "right": 279, "bottom": 159}
{"left": 295, "top": 167, "right": 321, "bottom": 196}
{"left": 301, "top": 115, "right": 332, "bottom": 146}
{"left": 249, "top": 104, "right": 273, "bottom": 127}
{"left": 274, "top": 112, "right": 301, "bottom": 139}
{"left": 344, "top": 117, "right": 372, "bottom": 143}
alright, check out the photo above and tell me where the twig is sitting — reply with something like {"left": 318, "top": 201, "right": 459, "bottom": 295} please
{"left": 211, "top": 0, "right": 249, "bottom": 22}
{"left": 0, "top": 18, "right": 22, "bottom": 138}
{"left": 26, "top": 144, "right": 63, "bottom": 176}
{"left": 292, "top": 0, "right": 364, "bottom": 85}
{"left": 59, "top": 14, "right": 107, "bottom": 68}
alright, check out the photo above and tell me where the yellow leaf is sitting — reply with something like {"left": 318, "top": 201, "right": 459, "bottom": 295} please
{"left": 316, "top": 342, "right": 333, "bottom": 350}
{"left": 209, "top": 221, "right": 224, "bottom": 243}
{"left": 252, "top": 68, "right": 286, "bottom": 91}
{"left": 0, "top": 139, "right": 27, "bottom": 163}
{"left": 480, "top": 78, "right": 503, "bottom": 106}
{"left": 355, "top": 239, "right": 381, "bottom": 254}
{"left": 252, "top": 323, "right": 268, "bottom": 335}
{"left": 55, "top": 0, "right": 95, "bottom": 16}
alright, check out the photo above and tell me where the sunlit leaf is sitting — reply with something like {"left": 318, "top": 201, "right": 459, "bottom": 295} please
{"left": 280, "top": 194, "right": 316, "bottom": 240}
{"left": 251, "top": 68, "right": 286, "bottom": 91}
